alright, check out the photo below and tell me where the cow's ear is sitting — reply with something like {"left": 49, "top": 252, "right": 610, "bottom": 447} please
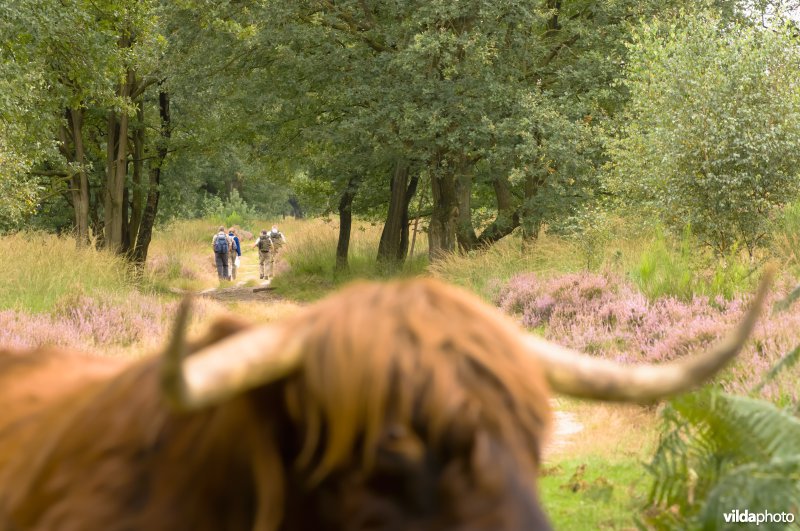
{"left": 185, "top": 316, "right": 253, "bottom": 356}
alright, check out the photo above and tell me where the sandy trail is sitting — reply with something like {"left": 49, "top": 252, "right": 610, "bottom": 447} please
{"left": 196, "top": 251, "right": 282, "bottom": 303}
{"left": 545, "top": 400, "right": 585, "bottom": 459}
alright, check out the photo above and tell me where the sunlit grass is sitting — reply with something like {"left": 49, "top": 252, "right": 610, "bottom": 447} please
{"left": 0, "top": 232, "right": 134, "bottom": 312}
{"left": 271, "top": 218, "right": 429, "bottom": 300}
{"left": 540, "top": 400, "right": 659, "bottom": 529}
{"left": 429, "top": 233, "right": 585, "bottom": 301}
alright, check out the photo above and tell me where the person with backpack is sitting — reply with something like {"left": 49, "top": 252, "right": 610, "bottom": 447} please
{"left": 212, "top": 226, "right": 230, "bottom": 281}
{"left": 267, "top": 225, "right": 286, "bottom": 280}
{"left": 253, "top": 229, "right": 273, "bottom": 280}
{"left": 227, "top": 228, "right": 241, "bottom": 281}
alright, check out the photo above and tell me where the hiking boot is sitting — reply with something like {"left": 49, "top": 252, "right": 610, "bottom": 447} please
{"left": 260, "top": 274, "right": 264, "bottom": 279}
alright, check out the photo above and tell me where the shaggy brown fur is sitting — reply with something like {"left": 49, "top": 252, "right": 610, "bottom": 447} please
{"left": 0, "top": 279, "right": 552, "bottom": 530}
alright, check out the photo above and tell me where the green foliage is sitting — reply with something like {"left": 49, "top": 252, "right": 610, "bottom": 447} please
{"left": 0, "top": 0, "right": 167, "bottom": 231}
{"left": 556, "top": 204, "right": 614, "bottom": 270}
{"left": 236, "top": 0, "right": 691, "bottom": 245}
{"left": 644, "top": 388, "right": 800, "bottom": 530}
{"left": 630, "top": 226, "right": 752, "bottom": 300}
{"left": 200, "top": 189, "right": 257, "bottom": 226}
{"left": 771, "top": 200, "right": 800, "bottom": 274}
{"left": 609, "top": 13, "right": 800, "bottom": 255}
{"left": 159, "top": 148, "right": 294, "bottom": 222}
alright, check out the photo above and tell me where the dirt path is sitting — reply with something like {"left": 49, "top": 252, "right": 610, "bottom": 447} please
{"left": 545, "top": 400, "right": 585, "bottom": 459}
{"left": 193, "top": 252, "right": 284, "bottom": 303}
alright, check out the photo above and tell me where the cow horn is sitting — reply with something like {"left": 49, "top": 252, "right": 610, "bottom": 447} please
{"left": 523, "top": 267, "right": 774, "bottom": 403}
{"left": 161, "top": 297, "right": 304, "bottom": 411}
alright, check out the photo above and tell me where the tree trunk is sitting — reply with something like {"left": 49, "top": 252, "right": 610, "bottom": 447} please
{"left": 397, "top": 174, "right": 419, "bottom": 262}
{"left": 103, "top": 68, "right": 134, "bottom": 253}
{"left": 132, "top": 90, "right": 171, "bottom": 266}
{"left": 429, "top": 167, "right": 459, "bottom": 260}
{"left": 455, "top": 169, "right": 478, "bottom": 251}
{"left": 121, "top": 185, "right": 131, "bottom": 254}
{"left": 68, "top": 108, "right": 90, "bottom": 245}
{"left": 477, "top": 174, "right": 520, "bottom": 245}
{"left": 59, "top": 108, "right": 91, "bottom": 246}
{"left": 521, "top": 171, "right": 545, "bottom": 240}
{"left": 335, "top": 175, "right": 360, "bottom": 272}
{"left": 377, "top": 160, "right": 410, "bottom": 265}
{"left": 128, "top": 100, "right": 146, "bottom": 253}
{"left": 409, "top": 176, "right": 427, "bottom": 260}
{"left": 288, "top": 196, "right": 304, "bottom": 218}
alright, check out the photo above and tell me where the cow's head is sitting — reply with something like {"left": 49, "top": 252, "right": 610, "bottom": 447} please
{"left": 161, "top": 272, "right": 772, "bottom": 531}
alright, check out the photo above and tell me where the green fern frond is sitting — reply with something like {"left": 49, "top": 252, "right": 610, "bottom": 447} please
{"left": 698, "top": 456, "right": 800, "bottom": 530}
{"left": 644, "top": 389, "right": 800, "bottom": 529}
{"left": 751, "top": 345, "right": 800, "bottom": 396}
{"left": 674, "top": 392, "right": 800, "bottom": 462}
{"left": 772, "top": 283, "right": 800, "bottom": 314}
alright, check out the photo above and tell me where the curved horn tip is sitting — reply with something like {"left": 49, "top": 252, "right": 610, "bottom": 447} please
{"left": 756, "top": 264, "right": 776, "bottom": 299}
{"left": 527, "top": 264, "right": 777, "bottom": 404}
{"left": 161, "top": 296, "right": 194, "bottom": 410}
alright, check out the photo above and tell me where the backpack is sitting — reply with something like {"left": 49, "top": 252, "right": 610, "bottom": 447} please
{"left": 213, "top": 234, "right": 229, "bottom": 254}
{"left": 257, "top": 236, "right": 272, "bottom": 252}
{"left": 269, "top": 231, "right": 284, "bottom": 249}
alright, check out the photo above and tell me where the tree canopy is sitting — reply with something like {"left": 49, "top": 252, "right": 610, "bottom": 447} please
{"left": 1, "top": 0, "right": 799, "bottom": 264}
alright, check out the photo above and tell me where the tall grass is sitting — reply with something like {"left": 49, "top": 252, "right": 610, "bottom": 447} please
{"left": 272, "top": 218, "right": 429, "bottom": 300}
{"left": 771, "top": 199, "right": 800, "bottom": 274}
{"left": 145, "top": 219, "right": 221, "bottom": 291}
{"left": 429, "top": 234, "right": 585, "bottom": 301}
{"left": 0, "top": 232, "right": 134, "bottom": 312}
{"left": 629, "top": 227, "right": 754, "bottom": 301}
{"left": 405, "top": 219, "right": 759, "bottom": 303}
{"left": 147, "top": 215, "right": 769, "bottom": 304}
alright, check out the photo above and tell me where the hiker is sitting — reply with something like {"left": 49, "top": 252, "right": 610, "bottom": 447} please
{"left": 268, "top": 225, "right": 286, "bottom": 279}
{"left": 227, "top": 228, "right": 241, "bottom": 281}
{"left": 253, "top": 229, "right": 273, "bottom": 280}
{"left": 212, "top": 226, "right": 230, "bottom": 280}
{"left": 268, "top": 225, "right": 287, "bottom": 248}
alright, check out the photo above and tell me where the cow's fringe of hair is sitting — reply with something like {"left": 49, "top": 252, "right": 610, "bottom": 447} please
{"left": 275, "top": 278, "right": 552, "bottom": 485}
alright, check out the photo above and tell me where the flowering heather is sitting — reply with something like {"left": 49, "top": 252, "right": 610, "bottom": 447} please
{"left": 499, "top": 272, "right": 800, "bottom": 403}
{"left": 0, "top": 293, "right": 214, "bottom": 356}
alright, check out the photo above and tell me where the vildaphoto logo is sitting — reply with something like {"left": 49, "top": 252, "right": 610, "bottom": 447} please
{"left": 723, "top": 509, "right": 795, "bottom": 525}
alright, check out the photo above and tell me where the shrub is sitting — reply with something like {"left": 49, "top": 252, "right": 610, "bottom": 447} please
{"left": 609, "top": 14, "right": 800, "bottom": 255}
{"left": 200, "top": 189, "right": 257, "bottom": 225}
{"left": 771, "top": 200, "right": 800, "bottom": 273}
